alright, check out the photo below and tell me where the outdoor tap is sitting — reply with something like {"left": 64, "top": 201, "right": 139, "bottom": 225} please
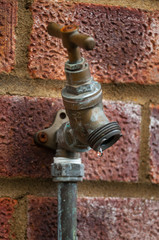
{"left": 34, "top": 22, "right": 122, "bottom": 240}
{"left": 35, "top": 23, "right": 121, "bottom": 154}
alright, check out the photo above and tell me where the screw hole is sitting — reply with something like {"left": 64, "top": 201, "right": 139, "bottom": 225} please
{"left": 38, "top": 132, "right": 48, "bottom": 143}
{"left": 41, "top": 133, "right": 46, "bottom": 138}
{"left": 60, "top": 112, "right": 66, "bottom": 119}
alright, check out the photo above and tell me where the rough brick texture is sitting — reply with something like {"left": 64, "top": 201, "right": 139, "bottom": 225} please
{"left": 149, "top": 104, "right": 159, "bottom": 183}
{"left": 27, "top": 196, "right": 57, "bottom": 240}
{"left": 29, "top": 1, "right": 159, "bottom": 84}
{"left": 0, "top": 198, "right": 17, "bottom": 239}
{"left": 0, "top": 96, "right": 141, "bottom": 181}
{"left": 0, "top": 0, "right": 17, "bottom": 72}
{"left": 27, "top": 196, "right": 159, "bottom": 240}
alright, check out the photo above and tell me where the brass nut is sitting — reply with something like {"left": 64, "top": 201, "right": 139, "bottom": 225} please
{"left": 38, "top": 132, "right": 48, "bottom": 143}
{"left": 65, "top": 58, "right": 85, "bottom": 71}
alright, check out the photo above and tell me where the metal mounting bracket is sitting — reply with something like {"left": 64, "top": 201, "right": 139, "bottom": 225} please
{"left": 34, "top": 109, "right": 69, "bottom": 150}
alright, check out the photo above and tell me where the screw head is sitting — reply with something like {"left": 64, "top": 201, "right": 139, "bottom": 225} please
{"left": 38, "top": 132, "right": 48, "bottom": 143}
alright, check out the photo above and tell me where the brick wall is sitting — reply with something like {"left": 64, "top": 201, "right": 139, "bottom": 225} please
{"left": 0, "top": 0, "right": 159, "bottom": 239}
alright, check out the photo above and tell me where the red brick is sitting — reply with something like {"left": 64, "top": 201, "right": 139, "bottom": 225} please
{"left": 0, "top": 198, "right": 17, "bottom": 239}
{"left": 0, "top": 96, "right": 63, "bottom": 177}
{"left": 0, "top": 96, "right": 141, "bottom": 181}
{"left": 149, "top": 104, "right": 159, "bottom": 183}
{"left": 27, "top": 196, "right": 159, "bottom": 240}
{"left": 27, "top": 196, "right": 57, "bottom": 240}
{"left": 82, "top": 100, "right": 141, "bottom": 182}
{"left": 0, "top": 0, "right": 17, "bottom": 73}
{"left": 29, "top": 1, "right": 159, "bottom": 84}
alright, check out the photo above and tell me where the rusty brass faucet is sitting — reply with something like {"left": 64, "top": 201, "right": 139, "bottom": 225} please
{"left": 34, "top": 22, "right": 121, "bottom": 240}
{"left": 35, "top": 22, "right": 121, "bottom": 155}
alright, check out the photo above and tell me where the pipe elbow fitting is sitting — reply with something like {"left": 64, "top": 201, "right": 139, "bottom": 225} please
{"left": 85, "top": 105, "right": 121, "bottom": 151}
{"left": 59, "top": 102, "right": 121, "bottom": 152}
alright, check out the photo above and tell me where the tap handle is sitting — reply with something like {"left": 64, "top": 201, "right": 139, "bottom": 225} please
{"left": 47, "top": 22, "right": 95, "bottom": 62}
{"left": 71, "top": 31, "right": 95, "bottom": 51}
{"left": 47, "top": 22, "right": 62, "bottom": 38}
{"left": 47, "top": 22, "right": 95, "bottom": 50}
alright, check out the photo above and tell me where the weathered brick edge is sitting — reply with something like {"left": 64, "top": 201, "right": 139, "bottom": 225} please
{"left": 27, "top": 196, "right": 159, "bottom": 240}
{"left": 149, "top": 104, "right": 159, "bottom": 183}
{"left": 0, "top": 95, "right": 141, "bottom": 182}
{"left": 29, "top": 1, "right": 159, "bottom": 84}
{"left": 0, "top": 198, "right": 17, "bottom": 239}
{"left": 0, "top": 0, "right": 17, "bottom": 73}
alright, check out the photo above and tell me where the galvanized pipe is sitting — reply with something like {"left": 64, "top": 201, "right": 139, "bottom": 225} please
{"left": 51, "top": 154, "right": 83, "bottom": 240}
{"left": 58, "top": 182, "right": 77, "bottom": 240}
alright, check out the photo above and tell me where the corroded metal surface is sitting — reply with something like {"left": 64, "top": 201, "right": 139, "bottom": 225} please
{"left": 51, "top": 163, "right": 84, "bottom": 182}
{"left": 35, "top": 109, "right": 69, "bottom": 150}
{"left": 58, "top": 183, "right": 77, "bottom": 240}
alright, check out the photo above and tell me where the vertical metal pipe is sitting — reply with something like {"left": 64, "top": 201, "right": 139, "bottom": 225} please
{"left": 58, "top": 182, "right": 77, "bottom": 240}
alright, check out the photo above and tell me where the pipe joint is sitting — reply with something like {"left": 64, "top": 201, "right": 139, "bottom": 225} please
{"left": 51, "top": 157, "right": 84, "bottom": 182}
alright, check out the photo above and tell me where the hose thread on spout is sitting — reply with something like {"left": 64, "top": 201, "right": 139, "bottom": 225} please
{"left": 88, "top": 122, "right": 121, "bottom": 151}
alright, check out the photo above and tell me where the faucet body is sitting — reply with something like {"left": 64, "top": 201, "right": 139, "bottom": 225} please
{"left": 59, "top": 58, "right": 120, "bottom": 153}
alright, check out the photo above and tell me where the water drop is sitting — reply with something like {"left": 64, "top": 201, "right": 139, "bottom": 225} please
{"left": 97, "top": 148, "right": 103, "bottom": 157}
